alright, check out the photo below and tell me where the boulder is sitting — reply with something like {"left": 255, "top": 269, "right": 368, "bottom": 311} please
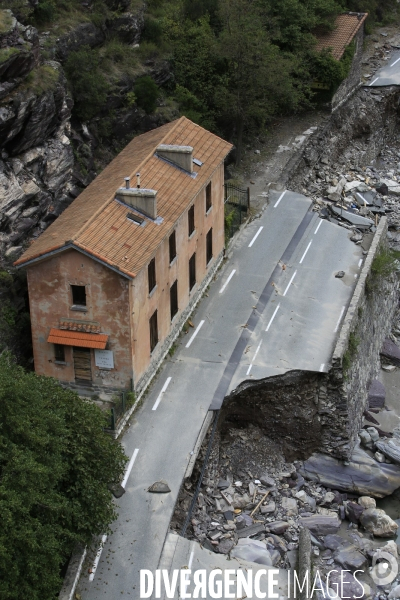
{"left": 299, "top": 444, "right": 400, "bottom": 497}
{"left": 55, "top": 23, "right": 105, "bottom": 62}
{"left": 328, "top": 570, "right": 368, "bottom": 599}
{"left": 359, "top": 508, "right": 398, "bottom": 537}
{"left": 368, "top": 379, "right": 385, "bottom": 408}
{"left": 379, "top": 179, "right": 400, "bottom": 196}
{"left": 281, "top": 497, "right": 298, "bottom": 516}
{"left": 376, "top": 438, "right": 400, "bottom": 465}
{"left": 298, "top": 515, "right": 341, "bottom": 536}
{"left": 216, "top": 539, "right": 234, "bottom": 555}
{"left": 346, "top": 502, "right": 364, "bottom": 523}
{"left": 334, "top": 543, "right": 368, "bottom": 570}
{"left": 323, "top": 534, "right": 346, "bottom": 550}
{"left": 231, "top": 538, "right": 272, "bottom": 566}
{"left": 266, "top": 521, "right": 290, "bottom": 535}
{"left": 106, "top": 10, "right": 145, "bottom": 44}
{"left": 367, "top": 427, "right": 380, "bottom": 442}
{"left": 381, "top": 338, "right": 400, "bottom": 366}
{"left": 260, "top": 501, "right": 276, "bottom": 514}
{"left": 358, "top": 496, "right": 376, "bottom": 509}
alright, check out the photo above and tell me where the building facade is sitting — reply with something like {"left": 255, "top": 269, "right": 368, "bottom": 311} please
{"left": 16, "top": 117, "right": 232, "bottom": 395}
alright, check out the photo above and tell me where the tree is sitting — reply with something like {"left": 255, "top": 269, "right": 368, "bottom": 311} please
{"left": 134, "top": 75, "right": 160, "bottom": 114}
{"left": 0, "top": 353, "right": 127, "bottom": 600}
{"left": 217, "top": 0, "right": 308, "bottom": 162}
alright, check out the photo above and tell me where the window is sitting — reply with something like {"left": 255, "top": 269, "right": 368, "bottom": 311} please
{"left": 188, "top": 205, "right": 195, "bottom": 237}
{"left": 206, "top": 182, "right": 212, "bottom": 212}
{"left": 170, "top": 280, "right": 178, "bottom": 320}
{"left": 54, "top": 344, "right": 65, "bottom": 363}
{"left": 149, "top": 310, "right": 158, "bottom": 352}
{"left": 148, "top": 258, "right": 156, "bottom": 294}
{"left": 189, "top": 253, "right": 196, "bottom": 291}
{"left": 71, "top": 285, "right": 86, "bottom": 306}
{"left": 169, "top": 231, "right": 177, "bottom": 263}
{"left": 206, "top": 228, "right": 213, "bottom": 265}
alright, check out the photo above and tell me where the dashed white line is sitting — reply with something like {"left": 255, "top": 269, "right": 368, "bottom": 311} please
{"left": 266, "top": 304, "right": 280, "bottom": 332}
{"left": 121, "top": 448, "right": 139, "bottom": 488}
{"left": 274, "top": 190, "right": 286, "bottom": 208}
{"left": 89, "top": 534, "right": 107, "bottom": 581}
{"left": 248, "top": 226, "right": 263, "bottom": 247}
{"left": 299, "top": 240, "right": 312, "bottom": 264}
{"left": 283, "top": 270, "right": 297, "bottom": 297}
{"left": 391, "top": 57, "right": 400, "bottom": 67}
{"left": 219, "top": 269, "right": 236, "bottom": 294}
{"left": 180, "top": 545, "right": 195, "bottom": 600}
{"left": 246, "top": 340, "right": 263, "bottom": 375}
{"left": 334, "top": 306, "right": 346, "bottom": 333}
{"left": 185, "top": 320, "right": 205, "bottom": 348}
{"left": 358, "top": 258, "right": 363, "bottom": 267}
{"left": 369, "top": 77, "right": 379, "bottom": 86}
{"left": 314, "top": 220, "right": 323, "bottom": 234}
{"left": 152, "top": 377, "right": 172, "bottom": 411}
{"left": 319, "top": 363, "right": 325, "bottom": 372}
{"left": 354, "top": 274, "right": 358, "bottom": 278}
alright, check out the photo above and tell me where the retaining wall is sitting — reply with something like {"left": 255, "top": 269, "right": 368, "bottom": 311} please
{"left": 220, "top": 217, "right": 399, "bottom": 460}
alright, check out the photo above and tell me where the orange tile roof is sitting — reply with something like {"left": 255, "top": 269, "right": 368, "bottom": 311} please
{"left": 47, "top": 329, "right": 108, "bottom": 349}
{"left": 16, "top": 117, "right": 233, "bottom": 277}
{"left": 314, "top": 12, "right": 368, "bottom": 60}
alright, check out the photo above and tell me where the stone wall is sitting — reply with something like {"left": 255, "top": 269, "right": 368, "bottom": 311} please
{"left": 219, "top": 218, "right": 399, "bottom": 461}
{"left": 281, "top": 86, "right": 400, "bottom": 191}
{"left": 331, "top": 27, "right": 364, "bottom": 111}
{"left": 323, "top": 217, "right": 399, "bottom": 457}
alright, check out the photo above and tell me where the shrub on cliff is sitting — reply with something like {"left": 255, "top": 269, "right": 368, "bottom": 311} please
{"left": 65, "top": 45, "right": 110, "bottom": 121}
{"left": 133, "top": 75, "right": 160, "bottom": 113}
{"left": 0, "top": 353, "right": 127, "bottom": 600}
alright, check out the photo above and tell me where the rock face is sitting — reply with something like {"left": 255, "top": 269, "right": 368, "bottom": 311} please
{"left": 381, "top": 338, "right": 400, "bottom": 366}
{"left": 55, "top": 23, "right": 105, "bottom": 62}
{"left": 106, "top": 10, "right": 145, "bottom": 44}
{"left": 299, "top": 444, "right": 400, "bottom": 497}
{"left": 359, "top": 508, "right": 398, "bottom": 537}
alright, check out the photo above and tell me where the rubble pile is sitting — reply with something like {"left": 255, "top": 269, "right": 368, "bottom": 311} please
{"left": 171, "top": 421, "right": 400, "bottom": 596}
{"left": 299, "top": 134, "right": 400, "bottom": 251}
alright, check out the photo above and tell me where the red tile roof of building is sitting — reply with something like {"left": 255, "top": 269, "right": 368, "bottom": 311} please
{"left": 15, "top": 117, "right": 233, "bottom": 277}
{"left": 315, "top": 12, "right": 368, "bottom": 60}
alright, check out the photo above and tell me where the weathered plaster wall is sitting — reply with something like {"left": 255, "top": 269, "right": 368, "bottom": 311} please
{"left": 220, "top": 217, "right": 399, "bottom": 461}
{"left": 27, "top": 248, "right": 132, "bottom": 389}
{"left": 133, "top": 163, "right": 225, "bottom": 395}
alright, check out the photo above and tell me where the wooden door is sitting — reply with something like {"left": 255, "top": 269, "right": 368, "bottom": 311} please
{"left": 73, "top": 347, "right": 92, "bottom": 383}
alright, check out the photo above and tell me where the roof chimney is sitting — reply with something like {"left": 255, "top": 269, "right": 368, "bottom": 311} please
{"left": 116, "top": 178, "right": 157, "bottom": 219}
{"left": 156, "top": 144, "right": 193, "bottom": 173}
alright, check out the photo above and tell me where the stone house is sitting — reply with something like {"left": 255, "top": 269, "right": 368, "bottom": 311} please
{"left": 15, "top": 117, "right": 232, "bottom": 395}
{"left": 314, "top": 12, "right": 368, "bottom": 109}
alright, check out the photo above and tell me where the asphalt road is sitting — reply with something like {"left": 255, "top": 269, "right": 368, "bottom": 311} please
{"left": 78, "top": 190, "right": 361, "bottom": 599}
{"left": 367, "top": 50, "right": 400, "bottom": 86}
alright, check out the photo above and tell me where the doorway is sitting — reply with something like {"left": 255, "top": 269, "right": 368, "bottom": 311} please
{"left": 73, "top": 347, "right": 92, "bottom": 383}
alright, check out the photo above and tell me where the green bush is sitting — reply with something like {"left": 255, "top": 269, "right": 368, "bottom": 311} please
{"left": 142, "top": 16, "right": 163, "bottom": 44}
{"left": 24, "top": 64, "right": 59, "bottom": 95}
{"left": 133, "top": 75, "right": 159, "bottom": 114}
{"left": 34, "top": 0, "right": 56, "bottom": 24}
{"left": 65, "top": 46, "right": 110, "bottom": 121}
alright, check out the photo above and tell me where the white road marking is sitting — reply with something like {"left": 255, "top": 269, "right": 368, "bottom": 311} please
{"left": 89, "top": 534, "right": 108, "bottom": 581}
{"left": 121, "top": 448, "right": 139, "bottom": 488}
{"left": 299, "top": 240, "right": 312, "bottom": 264}
{"left": 266, "top": 304, "right": 280, "bottom": 331}
{"left": 391, "top": 57, "right": 400, "bottom": 67}
{"left": 185, "top": 320, "right": 205, "bottom": 348}
{"left": 248, "top": 226, "right": 263, "bottom": 247}
{"left": 152, "top": 377, "right": 172, "bottom": 411}
{"left": 219, "top": 269, "right": 236, "bottom": 294}
{"left": 246, "top": 340, "right": 263, "bottom": 375}
{"left": 283, "top": 270, "right": 297, "bottom": 297}
{"left": 334, "top": 306, "right": 346, "bottom": 333}
{"left": 354, "top": 274, "right": 358, "bottom": 278}
{"left": 274, "top": 190, "right": 286, "bottom": 208}
{"left": 314, "top": 220, "right": 323, "bottom": 234}
{"left": 319, "top": 363, "right": 325, "bottom": 372}
{"left": 180, "top": 546, "right": 195, "bottom": 599}
{"left": 358, "top": 258, "right": 363, "bottom": 267}
{"left": 369, "top": 77, "right": 379, "bottom": 86}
